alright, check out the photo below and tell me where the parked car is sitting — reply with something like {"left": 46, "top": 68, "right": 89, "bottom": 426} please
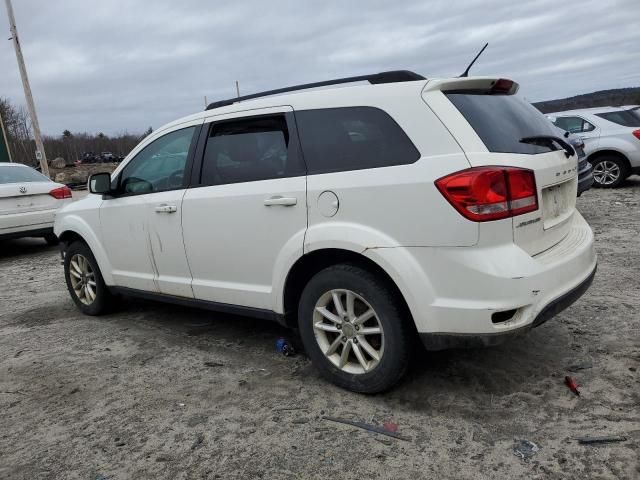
{"left": 55, "top": 72, "right": 596, "bottom": 393}
{"left": 100, "top": 152, "right": 115, "bottom": 161}
{"left": 0, "top": 163, "right": 72, "bottom": 244}
{"left": 548, "top": 106, "right": 640, "bottom": 187}
{"left": 560, "top": 131, "right": 593, "bottom": 196}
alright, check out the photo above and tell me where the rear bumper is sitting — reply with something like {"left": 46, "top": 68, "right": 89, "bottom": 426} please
{"left": 577, "top": 161, "right": 593, "bottom": 195}
{"left": 0, "top": 208, "right": 57, "bottom": 236}
{"left": 419, "top": 264, "right": 596, "bottom": 350}
{"left": 367, "top": 211, "right": 597, "bottom": 349}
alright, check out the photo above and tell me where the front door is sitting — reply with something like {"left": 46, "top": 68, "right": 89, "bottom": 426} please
{"left": 100, "top": 124, "right": 201, "bottom": 296}
{"left": 182, "top": 108, "right": 307, "bottom": 310}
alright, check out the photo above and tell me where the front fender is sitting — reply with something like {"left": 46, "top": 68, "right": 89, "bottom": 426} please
{"left": 55, "top": 213, "right": 114, "bottom": 285}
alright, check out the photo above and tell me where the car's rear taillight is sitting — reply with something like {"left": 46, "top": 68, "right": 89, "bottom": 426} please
{"left": 435, "top": 167, "right": 538, "bottom": 222}
{"left": 49, "top": 186, "right": 72, "bottom": 200}
{"left": 632, "top": 129, "right": 640, "bottom": 140}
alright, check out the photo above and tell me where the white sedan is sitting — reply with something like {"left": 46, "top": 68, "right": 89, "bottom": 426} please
{"left": 0, "top": 163, "right": 72, "bottom": 244}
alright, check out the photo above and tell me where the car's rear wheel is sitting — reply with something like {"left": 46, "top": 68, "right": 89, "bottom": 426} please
{"left": 298, "top": 264, "right": 411, "bottom": 393}
{"left": 591, "top": 156, "right": 628, "bottom": 188}
{"left": 64, "top": 241, "right": 113, "bottom": 315}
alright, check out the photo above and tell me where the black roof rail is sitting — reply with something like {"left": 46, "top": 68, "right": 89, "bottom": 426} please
{"left": 205, "top": 70, "right": 426, "bottom": 110}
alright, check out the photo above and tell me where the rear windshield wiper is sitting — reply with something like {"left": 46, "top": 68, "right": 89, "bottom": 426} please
{"left": 520, "top": 135, "right": 575, "bottom": 158}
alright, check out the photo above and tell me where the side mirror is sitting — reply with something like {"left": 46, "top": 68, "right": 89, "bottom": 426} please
{"left": 89, "top": 172, "right": 112, "bottom": 194}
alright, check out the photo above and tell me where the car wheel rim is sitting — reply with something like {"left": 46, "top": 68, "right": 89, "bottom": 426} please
{"left": 592, "top": 160, "right": 620, "bottom": 185}
{"left": 313, "top": 289, "right": 384, "bottom": 374}
{"left": 69, "top": 254, "right": 97, "bottom": 305}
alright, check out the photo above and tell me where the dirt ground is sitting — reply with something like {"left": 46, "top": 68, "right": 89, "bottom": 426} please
{"left": 1, "top": 182, "right": 639, "bottom": 480}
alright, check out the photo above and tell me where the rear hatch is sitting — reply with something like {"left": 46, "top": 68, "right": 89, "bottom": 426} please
{"left": 423, "top": 78, "right": 578, "bottom": 255}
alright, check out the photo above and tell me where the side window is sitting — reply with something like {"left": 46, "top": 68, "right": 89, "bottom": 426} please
{"left": 201, "top": 115, "right": 304, "bottom": 186}
{"left": 553, "top": 116, "right": 595, "bottom": 134}
{"left": 118, "top": 127, "right": 196, "bottom": 194}
{"left": 295, "top": 107, "right": 420, "bottom": 174}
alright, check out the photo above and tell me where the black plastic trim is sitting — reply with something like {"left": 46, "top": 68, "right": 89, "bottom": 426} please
{"left": 205, "top": 70, "right": 425, "bottom": 110}
{"left": 110, "top": 286, "right": 286, "bottom": 326}
{"left": 419, "top": 264, "right": 597, "bottom": 351}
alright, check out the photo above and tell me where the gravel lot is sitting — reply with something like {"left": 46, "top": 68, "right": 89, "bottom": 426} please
{"left": 1, "top": 182, "right": 639, "bottom": 479}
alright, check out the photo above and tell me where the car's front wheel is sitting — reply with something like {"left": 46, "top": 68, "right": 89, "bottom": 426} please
{"left": 591, "top": 156, "right": 628, "bottom": 188}
{"left": 64, "top": 240, "right": 113, "bottom": 315}
{"left": 298, "top": 264, "right": 411, "bottom": 393}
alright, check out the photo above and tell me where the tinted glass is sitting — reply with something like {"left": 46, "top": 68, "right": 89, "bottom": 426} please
{"left": 554, "top": 116, "right": 595, "bottom": 133}
{"left": 119, "top": 127, "right": 195, "bottom": 194}
{"left": 201, "top": 115, "right": 303, "bottom": 185}
{"left": 295, "top": 107, "right": 419, "bottom": 174}
{"left": 0, "top": 165, "right": 50, "bottom": 184}
{"left": 595, "top": 110, "right": 640, "bottom": 127}
{"left": 446, "top": 93, "right": 561, "bottom": 154}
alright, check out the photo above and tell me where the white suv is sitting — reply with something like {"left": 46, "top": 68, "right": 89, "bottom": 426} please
{"left": 54, "top": 72, "right": 597, "bottom": 393}
{"left": 548, "top": 106, "right": 640, "bottom": 187}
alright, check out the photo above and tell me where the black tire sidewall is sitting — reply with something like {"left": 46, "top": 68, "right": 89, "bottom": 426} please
{"left": 591, "top": 157, "right": 628, "bottom": 188}
{"left": 298, "top": 264, "right": 410, "bottom": 393}
{"left": 64, "top": 241, "right": 111, "bottom": 315}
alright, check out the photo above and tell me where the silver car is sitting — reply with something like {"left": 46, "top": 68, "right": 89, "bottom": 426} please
{"left": 548, "top": 106, "right": 640, "bottom": 187}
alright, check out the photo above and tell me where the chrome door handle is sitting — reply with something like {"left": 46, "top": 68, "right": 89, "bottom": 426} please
{"left": 155, "top": 204, "right": 177, "bottom": 213}
{"left": 263, "top": 196, "right": 297, "bottom": 207}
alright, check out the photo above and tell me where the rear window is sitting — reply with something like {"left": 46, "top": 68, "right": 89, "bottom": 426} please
{"left": 295, "top": 107, "right": 420, "bottom": 174}
{"left": 445, "top": 93, "right": 561, "bottom": 154}
{"left": 595, "top": 110, "right": 640, "bottom": 127}
{"left": 0, "top": 165, "right": 50, "bottom": 184}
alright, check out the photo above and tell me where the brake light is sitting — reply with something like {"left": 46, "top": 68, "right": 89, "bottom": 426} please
{"left": 490, "top": 78, "right": 515, "bottom": 94}
{"left": 435, "top": 167, "right": 538, "bottom": 222}
{"left": 49, "top": 186, "right": 72, "bottom": 200}
{"left": 633, "top": 129, "right": 640, "bottom": 140}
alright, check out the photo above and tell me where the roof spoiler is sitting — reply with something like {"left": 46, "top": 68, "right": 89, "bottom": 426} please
{"left": 205, "top": 70, "right": 426, "bottom": 110}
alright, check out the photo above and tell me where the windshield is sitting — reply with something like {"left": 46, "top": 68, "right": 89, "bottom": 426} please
{"left": 445, "top": 93, "right": 561, "bottom": 154}
{"left": 595, "top": 109, "right": 640, "bottom": 128}
{"left": 0, "top": 165, "right": 50, "bottom": 184}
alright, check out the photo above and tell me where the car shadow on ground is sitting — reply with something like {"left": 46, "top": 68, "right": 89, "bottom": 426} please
{"left": 0, "top": 237, "right": 58, "bottom": 259}
{"left": 103, "top": 293, "right": 575, "bottom": 401}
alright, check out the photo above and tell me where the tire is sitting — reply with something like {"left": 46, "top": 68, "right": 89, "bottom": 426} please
{"left": 64, "top": 240, "right": 113, "bottom": 315}
{"left": 44, "top": 233, "right": 59, "bottom": 246}
{"left": 590, "top": 156, "right": 628, "bottom": 188}
{"left": 298, "top": 264, "right": 412, "bottom": 393}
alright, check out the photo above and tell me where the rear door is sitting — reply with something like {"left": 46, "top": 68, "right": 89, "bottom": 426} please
{"left": 424, "top": 79, "right": 579, "bottom": 255}
{"left": 182, "top": 107, "right": 307, "bottom": 310}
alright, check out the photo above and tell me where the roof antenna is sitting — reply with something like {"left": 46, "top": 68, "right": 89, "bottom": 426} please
{"left": 460, "top": 42, "right": 488, "bottom": 77}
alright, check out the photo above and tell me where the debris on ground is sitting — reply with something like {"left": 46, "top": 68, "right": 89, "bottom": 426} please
{"left": 576, "top": 435, "right": 627, "bottom": 445}
{"left": 383, "top": 421, "right": 399, "bottom": 433}
{"left": 203, "top": 361, "right": 224, "bottom": 368}
{"left": 513, "top": 439, "right": 539, "bottom": 460}
{"left": 323, "top": 416, "right": 411, "bottom": 441}
{"left": 565, "top": 376, "right": 580, "bottom": 396}
{"left": 276, "top": 337, "right": 295, "bottom": 356}
{"left": 191, "top": 432, "right": 205, "bottom": 450}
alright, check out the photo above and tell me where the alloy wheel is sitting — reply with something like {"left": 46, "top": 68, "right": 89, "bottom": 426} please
{"left": 68, "top": 254, "right": 97, "bottom": 305}
{"left": 313, "top": 289, "right": 384, "bottom": 374}
{"left": 592, "top": 160, "right": 620, "bottom": 186}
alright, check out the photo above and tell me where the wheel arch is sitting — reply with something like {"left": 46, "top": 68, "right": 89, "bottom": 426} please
{"left": 587, "top": 149, "right": 631, "bottom": 171}
{"left": 281, "top": 248, "right": 415, "bottom": 331}
{"left": 56, "top": 219, "right": 114, "bottom": 285}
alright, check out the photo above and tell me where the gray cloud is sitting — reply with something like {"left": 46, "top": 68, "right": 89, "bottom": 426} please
{"left": 1, "top": 0, "right": 638, "bottom": 135}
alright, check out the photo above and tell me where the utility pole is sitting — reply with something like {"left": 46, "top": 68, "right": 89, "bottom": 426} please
{"left": 5, "top": 0, "right": 49, "bottom": 175}
{"left": 235, "top": 80, "right": 240, "bottom": 98}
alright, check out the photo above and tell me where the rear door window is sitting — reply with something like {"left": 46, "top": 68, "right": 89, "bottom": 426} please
{"left": 553, "top": 116, "right": 595, "bottom": 133}
{"left": 201, "top": 115, "right": 305, "bottom": 186}
{"left": 445, "top": 93, "right": 563, "bottom": 154}
{"left": 595, "top": 110, "right": 640, "bottom": 127}
{"left": 295, "top": 107, "right": 420, "bottom": 174}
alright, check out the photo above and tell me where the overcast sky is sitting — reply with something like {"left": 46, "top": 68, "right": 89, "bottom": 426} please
{"left": 1, "top": 0, "right": 639, "bottom": 136}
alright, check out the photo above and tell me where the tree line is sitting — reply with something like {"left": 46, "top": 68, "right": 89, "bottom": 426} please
{"left": 0, "top": 97, "right": 151, "bottom": 166}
